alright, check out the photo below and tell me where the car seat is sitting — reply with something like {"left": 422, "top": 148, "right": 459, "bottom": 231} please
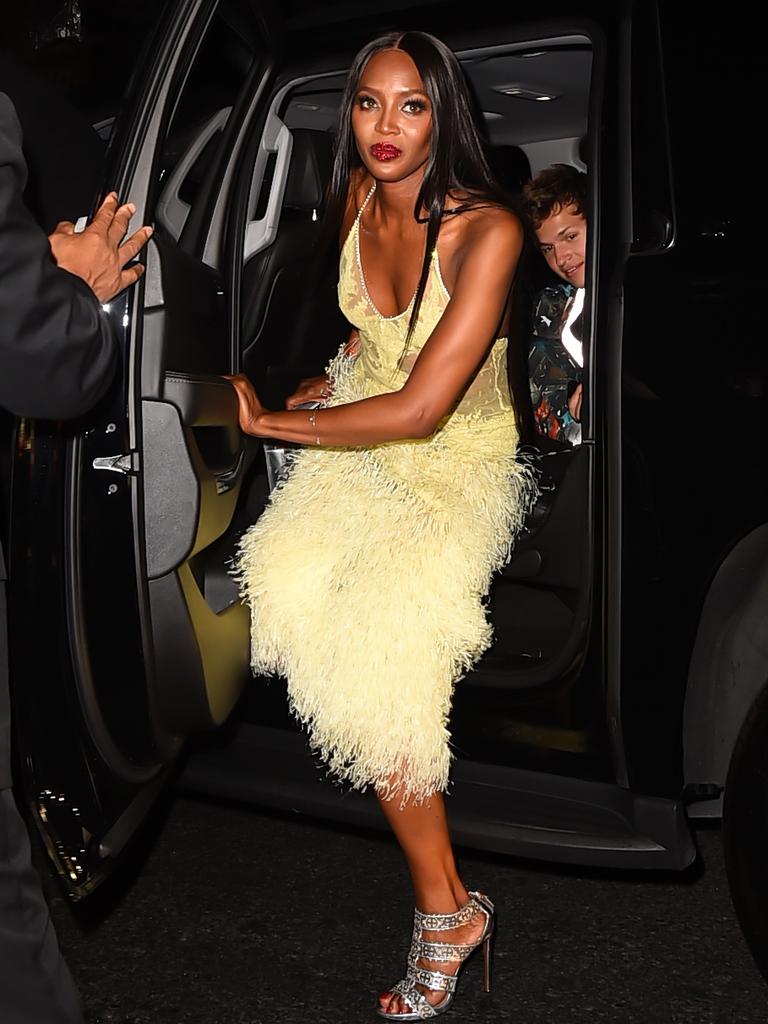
{"left": 240, "top": 128, "right": 349, "bottom": 409}
{"left": 487, "top": 143, "right": 532, "bottom": 198}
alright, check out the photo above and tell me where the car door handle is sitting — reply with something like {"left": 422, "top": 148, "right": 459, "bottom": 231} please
{"left": 244, "top": 113, "right": 293, "bottom": 261}
{"left": 155, "top": 106, "right": 232, "bottom": 241}
{"left": 140, "top": 374, "right": 246, "bottom": 578}
{"left": 163, "top": 371, "right": 242, "bottom": 476}
{"left": 163, "top": 372, "right": 239, "bottom": 429}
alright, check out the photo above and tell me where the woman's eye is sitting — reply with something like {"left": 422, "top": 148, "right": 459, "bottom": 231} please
{"left": 357, "top": 95, "right": 377, "bottom": 110}
{"left": 403, "top": 99, "right": 427, "bottom": 114}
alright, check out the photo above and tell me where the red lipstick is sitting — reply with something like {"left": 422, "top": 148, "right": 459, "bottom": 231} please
{"left": 371, "top": 143, "right": 402, "bottom": 161}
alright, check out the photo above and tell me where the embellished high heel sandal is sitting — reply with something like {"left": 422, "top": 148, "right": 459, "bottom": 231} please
{"left": 377, "top": 891, "right": 495, "bottom": 1020}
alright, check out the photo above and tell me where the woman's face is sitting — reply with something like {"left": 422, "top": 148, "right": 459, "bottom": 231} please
{"left": 351, "top": 48, "right": 432, "bottom": 184}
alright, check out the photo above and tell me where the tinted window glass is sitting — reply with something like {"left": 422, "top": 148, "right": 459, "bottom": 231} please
{"left": 154, "top": 2, "right": 260, "bottom": 247}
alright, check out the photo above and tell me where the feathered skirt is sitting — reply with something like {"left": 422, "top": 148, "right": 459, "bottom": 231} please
{"left": 233, "top": 380, "right": 535, "bottom": 804}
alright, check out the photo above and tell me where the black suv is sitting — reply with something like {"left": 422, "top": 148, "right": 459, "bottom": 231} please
{"left": 6, "top": 0, "right": 764, "bottom": 981}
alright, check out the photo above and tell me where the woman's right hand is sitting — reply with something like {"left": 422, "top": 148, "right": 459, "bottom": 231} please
{"left": 223, "top": 373, "right": 266, "bottom": 435}
{"left": 285, "top": 374, "right": 331, "bottom": 409}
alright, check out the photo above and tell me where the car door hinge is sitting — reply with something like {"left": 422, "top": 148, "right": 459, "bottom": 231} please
{"left": 92, "top": 452, "right": 140, "bottom": 475}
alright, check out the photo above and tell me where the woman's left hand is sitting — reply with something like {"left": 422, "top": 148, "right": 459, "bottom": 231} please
{"left": 223, "top": 373, "right": 265, "bottom": 435}
{"left": 286, "top": 374, "right": 330, "bottom": 410}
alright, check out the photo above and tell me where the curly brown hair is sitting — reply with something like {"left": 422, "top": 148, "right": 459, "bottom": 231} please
{"left": 520, "top": 163, "right": 587, "bottom": 229}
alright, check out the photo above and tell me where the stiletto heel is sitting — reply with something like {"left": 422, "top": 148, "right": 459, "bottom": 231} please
{"left": 377, "top": 890, "right": 495, "bottom": 1020}
{"left": 482, "top": 930, "right": 492, "bottom": 993}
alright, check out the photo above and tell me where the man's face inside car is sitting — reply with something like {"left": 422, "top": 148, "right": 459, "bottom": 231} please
{"left": 535, "top": 203, "right": 587, "bottom": 289}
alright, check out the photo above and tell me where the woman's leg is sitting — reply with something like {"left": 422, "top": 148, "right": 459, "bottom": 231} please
{"left": 376, "top": 789, "right": 488, "bottom": 1015}
{"left": 378, "top": 789, "right": 467, "bottom": 911}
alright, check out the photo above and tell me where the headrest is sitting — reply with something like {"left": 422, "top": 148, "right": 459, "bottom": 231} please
{"left": 487, "top": 144, "right": 532, "bottom": 194}
{"left": 283, "top": 128, "right": 334, "bottom": 211}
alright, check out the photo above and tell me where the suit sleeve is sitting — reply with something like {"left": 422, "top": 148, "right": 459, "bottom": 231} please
{"left": 0, "top": 92, "right": 119, "bottom": 420}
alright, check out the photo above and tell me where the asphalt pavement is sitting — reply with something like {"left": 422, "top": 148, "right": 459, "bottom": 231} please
{"left": 42, "top": 794, "right": 767, "bottom": 1024}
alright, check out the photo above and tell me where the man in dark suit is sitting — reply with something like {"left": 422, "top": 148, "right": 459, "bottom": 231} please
{"left": 1, "top": 90, "right": 152, "bottom": 1024}
{"left": 0, "top": 48, "right": 105, "bottom": 233}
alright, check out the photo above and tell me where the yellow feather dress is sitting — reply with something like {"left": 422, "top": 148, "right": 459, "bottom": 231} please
{"left": 234, "top": 186, "right": 536, "bottom": 803}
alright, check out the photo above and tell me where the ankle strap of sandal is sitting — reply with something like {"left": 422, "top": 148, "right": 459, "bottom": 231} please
{"left": 414, "top": 891, "right": 494, "bottom": 932}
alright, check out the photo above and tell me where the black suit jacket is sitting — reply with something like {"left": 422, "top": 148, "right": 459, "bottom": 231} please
{"left": 0, "top": 90, "right": 119, "bottom": 788}
{"left": 0, "top": 50, "right": 105, "bottom": 233}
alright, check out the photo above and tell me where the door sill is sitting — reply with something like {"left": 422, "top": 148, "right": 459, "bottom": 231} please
{"left": 178, "top": 723, "right": 696, "bottom": 871}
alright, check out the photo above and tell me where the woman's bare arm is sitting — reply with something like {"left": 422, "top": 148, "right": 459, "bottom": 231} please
{"left": 228, "top": 207, "right": 523, "bottom": 445}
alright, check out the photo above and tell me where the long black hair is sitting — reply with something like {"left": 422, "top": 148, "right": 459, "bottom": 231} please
{"left": 322, "top": 30, "right": 512, "bottom": 354}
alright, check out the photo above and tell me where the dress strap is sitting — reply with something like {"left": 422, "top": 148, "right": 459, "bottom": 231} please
{"left": 355, "top": 181, "right": 377, "bottom": 223}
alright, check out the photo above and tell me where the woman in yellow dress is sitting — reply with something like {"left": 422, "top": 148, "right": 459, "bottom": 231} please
{"left": 226, "top": 30, "right": 535, "bottom": 1020}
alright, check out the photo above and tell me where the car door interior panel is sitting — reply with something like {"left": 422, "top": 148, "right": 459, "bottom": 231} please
{"left": 156, "top": 107, "right": 233, "bottom": 242}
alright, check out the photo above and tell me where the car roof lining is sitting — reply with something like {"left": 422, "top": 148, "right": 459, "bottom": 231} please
{"left": 276, "top": 34, "right": 591, "bottom": 152}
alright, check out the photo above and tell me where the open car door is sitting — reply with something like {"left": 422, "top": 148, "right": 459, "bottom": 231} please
{"left": 8, "top": 0, "right": 282, "bottom": 898}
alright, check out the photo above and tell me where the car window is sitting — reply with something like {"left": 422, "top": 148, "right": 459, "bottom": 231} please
{"left": 154, "top": 1, "right": 262, "bottom": 250}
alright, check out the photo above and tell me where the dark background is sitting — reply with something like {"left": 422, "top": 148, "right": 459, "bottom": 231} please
{"left": 3, "top": 1, "right": 164, "bottom": 124}
{"left": 0, "top": 1, "right": 168, "bottom": 237}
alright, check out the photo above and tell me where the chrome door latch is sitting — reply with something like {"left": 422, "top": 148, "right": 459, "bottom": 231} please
{"left": 92, "top": 452, "right": 140, "bottom": 475}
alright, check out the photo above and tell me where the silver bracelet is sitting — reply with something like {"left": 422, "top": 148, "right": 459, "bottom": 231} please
{"left": 308, "top": 411, "right": 320, "bottom": 445}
